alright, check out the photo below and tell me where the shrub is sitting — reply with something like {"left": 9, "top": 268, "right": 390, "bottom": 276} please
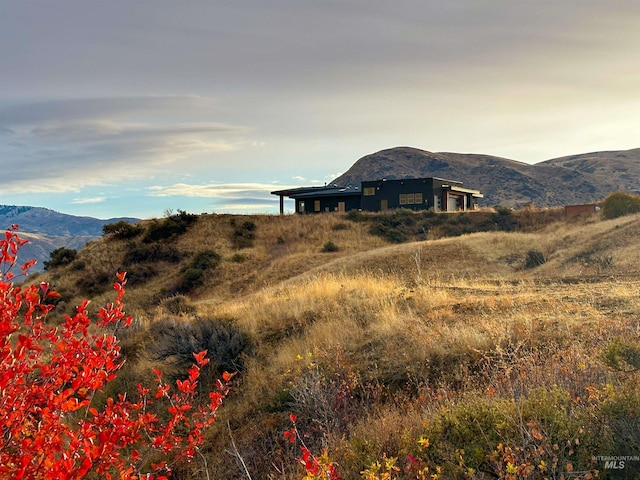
{"left": 190, "top": 250, "right": 221, "bottom": 270}
{"left": 0, "top": 227, "right": 231, "bottom": 479}
{"left": 74, "top": 268, "right": 113, "bottom": 296}
{"left": 493, "top": 206, "right": 519, "bottom": 231}
{"left": 422, "top": 396, "right": 513, "bottom": 475}
{"left": 43, "top": 247, "right": 77, "bottom": 270}
{"left": 150, "top": 316, "right": 250, "bottom": 380}
{"left": 331, "top": 222, "right": 350, "bottom": 231}
{"left": 124, "top": 243, "right": 182, "bottom": 264}
{"left": 346, "top": 209, "right": 363, "bottom": 222}
{"left": 602, "top": 340, "right": 640, "bottom": 372}
{"left": 177, "top": 268, "right": 207, "bottom": 293}
{"left": 232, "top": 219, "right": 257, "bottom": 249}
{"left": 322, "top": 240, "right": 339, "bottom": 253}
{"left": 174, "top": 249, "right": 221, "bottom": 293}
{"left": 524, "top": 249, "right": 546, "bottom": 269}
{"left": 601, "top": 191, "right": 640, "bottom": 219}
{"left": 368, "top": 223, "right": 408, "bottom": 243}
{"left": 230, "top": 252, "right": 248, "bottom": 263}
{"left": 142, "top": 210, "right": 198, "bottom": 243}
{"left": 159, "top": 294, "right": 197, "bottom": 315}
{"left": 102, "top": 220, "right": 143, "bottom": 240}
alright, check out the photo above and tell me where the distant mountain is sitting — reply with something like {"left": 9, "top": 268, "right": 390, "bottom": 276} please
{"left": 0, "top": 205, "right": 139, "bottom": 273}
{"left": 332, "top": 146, "right": 640, "bottom": 207}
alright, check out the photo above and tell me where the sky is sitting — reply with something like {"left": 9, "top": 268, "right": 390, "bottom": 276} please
{"left": 1, "top": 1, "right": 640, "bottom": 219}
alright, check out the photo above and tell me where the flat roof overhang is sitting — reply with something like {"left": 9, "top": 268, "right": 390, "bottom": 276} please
{"left": 271, "top": 185, "right": 359, "bottom": 213}
{"left": 446, "top": 185, "right": 484, "bottom": 198}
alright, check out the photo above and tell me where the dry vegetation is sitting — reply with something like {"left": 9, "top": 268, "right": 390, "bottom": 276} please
{"left": 36, "top": 208, "right": 640, "bottom": 478}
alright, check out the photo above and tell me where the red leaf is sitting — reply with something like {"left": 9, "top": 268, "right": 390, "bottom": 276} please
{"left": 193, "top": 350, "right": 208, "bottom": 366}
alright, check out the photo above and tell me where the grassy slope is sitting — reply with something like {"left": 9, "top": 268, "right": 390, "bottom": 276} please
{"left": 38, "top": 210, "right": 640, "bottom": 479}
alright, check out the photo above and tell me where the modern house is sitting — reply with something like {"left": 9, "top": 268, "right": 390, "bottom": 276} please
{"left": 272, "top": 177, "right": 483, "bottom": 214}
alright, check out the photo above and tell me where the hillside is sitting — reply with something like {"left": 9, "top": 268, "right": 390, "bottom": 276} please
{"left": 30, "top": 207, "right": 640, "bottom": 478}
{"left": 332, "top": 146, "right": 640, "bottom": 208}
{"left": 0, "top": 205, "right": 139, "bottom": 271}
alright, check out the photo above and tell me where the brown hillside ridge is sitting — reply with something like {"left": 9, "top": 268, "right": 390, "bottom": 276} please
{"left": 36, "top": 209, "right": 640, "bottom": 478}
{"left": 332, "top": 146, "right": 640, "bottom": 208}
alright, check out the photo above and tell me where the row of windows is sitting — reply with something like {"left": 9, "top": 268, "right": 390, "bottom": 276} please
{"left": 399, "top": 193, "right": 423, "bottom": 205}
{"left": 364, "top": 187, "right": 425, "bottom": 205}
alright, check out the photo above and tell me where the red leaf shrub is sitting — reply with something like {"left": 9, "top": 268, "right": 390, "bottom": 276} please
{"left": 0, "top": 226, "right": 232, "bottom": 479}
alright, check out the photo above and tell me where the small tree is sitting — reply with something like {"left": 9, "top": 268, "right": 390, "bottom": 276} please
{"left": 0, "top": 226, "right": 232, "bottom": 479}
{"left": 102, "top": 220, "right": 143, "bottom": 240}
{"left": 44, "top": 246, "right": 77, "bottom": 270}
{"left": 601, "top": 191, "right": 640, "bottom": 220}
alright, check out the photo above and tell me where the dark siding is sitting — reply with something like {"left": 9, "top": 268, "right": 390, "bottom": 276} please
{"left": 361, "top": 178, "right": 454, "bottom": 212}
{"left": 296, "top": 195, "right": 360, "bottom": 213}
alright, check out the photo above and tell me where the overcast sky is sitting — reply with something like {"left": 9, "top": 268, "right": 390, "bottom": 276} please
{"left": 1, "top": 1, "right": 639, "bottom": 218}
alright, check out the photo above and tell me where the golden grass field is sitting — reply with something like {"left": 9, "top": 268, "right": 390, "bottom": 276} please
{"left": 39, "top": 209, "right": 640, "bottom": 479}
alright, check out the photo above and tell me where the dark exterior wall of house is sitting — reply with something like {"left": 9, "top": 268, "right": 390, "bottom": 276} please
{"left": 361, "top": 178, "right": 465, "bottom": 212}
{"left": 295, "top": 195, "right": 361, "bottom": 213}
{"left": 286, "top": 178, "right": 479, "bottom": 214}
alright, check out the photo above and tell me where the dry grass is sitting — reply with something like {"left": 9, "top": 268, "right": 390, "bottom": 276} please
{"left": 35, "top": 209, "right": 640, "bottom": 478}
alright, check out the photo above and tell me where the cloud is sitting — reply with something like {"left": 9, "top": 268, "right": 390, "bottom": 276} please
{"left": 0, "top": 96, "right": 250, "bottom": 193}
{"left": 146, "top": 182, "right": 301, "bottom": 214}
{"left": 147, "top": 182, "right": 296, "bottom": 199}
{"left": 71, "top": 197, "right": 106, "bottom": 205}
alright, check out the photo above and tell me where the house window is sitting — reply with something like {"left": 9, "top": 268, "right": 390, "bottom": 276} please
{"left": 406, "top": 193, "right": 415, "bottom": 205}
{"left": 399, "top": 194, "right": 407, "bottom": 205}
{"left": 415, "top": 193, "right": 423, "bottom": 204}
{"left": 298, "top": 201, "right": 305, "bottom": 213}
{"left": 314, "top": 200, "right": 321, "bottom": 212}
{"left": 363, "top": 187, "right": 375, "bottom": 196}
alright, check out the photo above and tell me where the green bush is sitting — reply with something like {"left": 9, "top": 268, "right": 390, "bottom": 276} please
{"left": 422, "top": 387, "right": 599, "bottom": 478}
{"left": 492, "top": 207, "right": 519, "bottom": 231}
{"left": 190, "top": 250, "right": 221, "bottom": 270}
{"left": 600, "top": 386, "right": 640, "bottom": 475}
{"left": 603, "top": 340, "right": 640, "bottom": 372}
{"left": 230, "top": 253, "right": 248, "bottom": 263}
{"left": 601, "top": 191, "right": 640, "bottom": 220}
{"left": 321, "top": 240, "right": 339, "bottom": 252}
{"left": 123, "top": 244, "right": 182, "bottom": 264}
{"left": 232, "top": 219, "right": 257, "bottom": 249}
{"left": 368, "top": 223, "right": 408, "bottom": 243}
{"left": 422, "top": 396, "right": 514, "bottom": 475}
{"left": 173, "top": 249, "right": 221, "bottom": 293}
{"left": 142, "top": 210, "right": 198, "bottom": 243}
{"left": 44, "top": 247, "right": 77, "bottom": 271}
{"left": 524, "top": 249, "right": 546, "bottom": 269}
{"left": 102, "top": 221, "right": 143, "bottom": 240}
{"left": 74, "top": 269, "right": 112, "bottom": 296}
{"left": 346, "top": 209, "right": 364, "bottom": 222}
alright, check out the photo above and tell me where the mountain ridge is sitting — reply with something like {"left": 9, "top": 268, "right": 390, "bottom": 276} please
{"left": 332, "top": 146, "right": 640, "bottom": 207}
{"left": 0, "top": 205, "right": 139, "bottom": 272}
